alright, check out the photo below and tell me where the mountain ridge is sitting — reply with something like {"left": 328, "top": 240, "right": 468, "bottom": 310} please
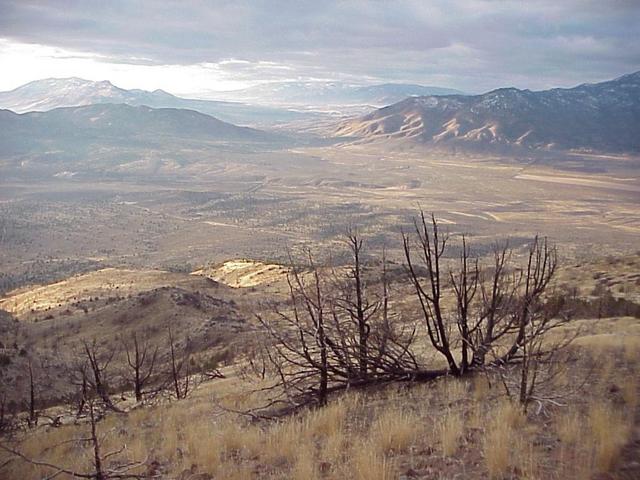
{"left": 0, "top": 102, "right": 280, "bottom": 157}
{"left": 0, "top": 78, "right": 309, "bottom": 127}
{"left": 335, "top": 71, "right": 640, "bottom": 153}
{"left": 217, "top": 80, "right": 465, "bottom": 107}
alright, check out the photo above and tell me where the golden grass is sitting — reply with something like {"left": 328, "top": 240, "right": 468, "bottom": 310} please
{"left": 556, "top": 410, "right": 582, "bottom": 445}
{"left": 588, "top": 401, "right": 632, "bottom": 472}
{"left": 623, "top": 336, "right": 640, "bottom": 362}
{"left": 483, "top": 401, "right": 524, "bottom": 479}
{"left": 439, "top": 409, "right": 464, "bottom": 456}
{"left": 263, "top": 417, "right": 306, "bottom": 465}
{"left": 157, "top": 413, "right": 181, "bottom": 461}
{"left": 369, "top": 407, "right": 421, "bottom": 455}
{"left": 444, "top": 378, "right": 469, "bottom": 403}
{"left": 3, "top": 316, "right": 639, "bottom": 480}
{"left": 291, "top": 443, "right": 319, "bottom": 480}
{"left": 218, "top": 421, "right": 263, "bottom": 459}
{"left": 305, "top": 400, "right": 347, "bottom": 438}
{"left": 321, "top": 428, "right": 347, "bottom": 466}
{"left": 621, "top": 375, "right": 639, "bottom": 411}
{"left": 473, "top": 374, "right": 491, "bottom": 401}
{"left": 351, "top": 444, "right": 394, "bottom": 480}
{"left": 183, "top": 421, "right": 223, "bottom": 472}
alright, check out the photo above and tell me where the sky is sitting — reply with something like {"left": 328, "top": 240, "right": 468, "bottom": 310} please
{"left": 0, "top": 0, "right": 638, "bottom": 97}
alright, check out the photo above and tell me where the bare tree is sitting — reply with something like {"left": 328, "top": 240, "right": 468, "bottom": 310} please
{"left": 0, "top": 400, "right": 148, "bottom": 479}
{"left": 257, "top": 250, "right": 330, "bottom": 407}
{"left": 332, "top": 231, "right": 378, "bottom": 379}
{"left": 27, "top": 358, "right": 38, "bottom": 427}
{"left": 167, "top": 326, "right": 192, "bottom": 400}
{"left": 403, "top": 212, "right": 461, "bottom": 375}
{"left": 247, "top": 212, "right": 570, "bottom": 414}
{"left": 255, "top": 240, "right": 420, "bottom": 411}
{"left": 83, "top": 340, "right": 120, "bottom": 412}
{"left": 403, "top": 211, "right": 563, "bottom": 377}
{"left": 492, "top": 282, "right": 579, "bottom": 413}
{"left": 122, "top": 332, "right": 158, "bottom": 402}
{"left": 65, "top": 357, "right": 91, "bottom": 417}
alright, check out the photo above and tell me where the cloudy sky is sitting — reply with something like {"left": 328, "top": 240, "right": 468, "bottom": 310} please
{"left": 0, "top": 0, "right": 638, "bottom": 96}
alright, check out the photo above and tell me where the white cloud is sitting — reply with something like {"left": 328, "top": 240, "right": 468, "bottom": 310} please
{"left": 0, "top": 40, "right": 261, "bottom": 93}
{"left": 0, "top": 0, "right": 638, "bottom": 93}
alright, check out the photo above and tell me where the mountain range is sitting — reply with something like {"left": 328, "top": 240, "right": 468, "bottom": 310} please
{"left": 1, "top": 72, "right": 639, "bottom": 155}
{"left": 216, "top": 81, "right": 464, "bottom": 107}
{"left": 0, "top": 78, "right": 308, "bottom": 127}
{"left": 0, "top": 78, "right": 463, "bottom": 127}
{"left": 335, "top": 72, "right": 640, "bottom": 153}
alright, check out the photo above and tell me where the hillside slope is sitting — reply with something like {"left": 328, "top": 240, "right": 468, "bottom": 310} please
{"left": 0, "top": 267, "right": 251, "bottom": 406}
{"left": 336, "top": 71, "right": 640, "bottom": 153}
{"left": 0, "top": 103, "right": 279, "bottom": 155}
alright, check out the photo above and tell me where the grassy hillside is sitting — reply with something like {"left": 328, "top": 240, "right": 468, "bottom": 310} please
{"left": 1, "top": 252, "right": 639, "bottom": 479}
{"left": 1, "top": 315, "right": 638, "bottom": 479}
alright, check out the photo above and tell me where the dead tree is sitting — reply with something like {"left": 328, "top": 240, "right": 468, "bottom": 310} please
{"left": 122, "top": 332, "right": 158, "bottom": 402}
{"left": 254, "top": 213, "right": 568, "bottom": 413}
{"left": 492, "top": 282, "right": 578, "bottom": 413}
{"left": 27, "top": 358, "right": 37, "bottom": 427}
{"left": 449, "top": 235, "right": 478, "bottom": 374}
{"left": 256, "top": 242, "right": 420, "bottom": 411}
{"left": 257, "top": 250, "right": 330, "bottom": 407}
{"left": 167, "top": 326, "right": 192, "bottom": 400}
{"left": 0, "top": 400, "right": 148, "bottom": 479}
{"left": 332, "top": 231, "right": 378, "bottom": 378}
{"left": 83, "top": 340, "right": 120, "bottom": 411}
{"left": 403, "top": 211, "right": 563, "bottom": 376}
{"left": 469, "top": 242, "right": 519, "bottom": 367}
{"left": 498, "top": 235, "right": 558, "bottom": 364}
{"left": 403, "top": 212, "right": 460, "bottom": 375}
{"left": 65, "top": 357, "right": 91, "bottom": 417}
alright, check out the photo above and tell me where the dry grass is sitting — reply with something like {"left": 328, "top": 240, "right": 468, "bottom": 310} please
{"left": 623, "top": 336, "right": 640, "bottom": 362}
{"left": 588, "top": 401, "right": 632, "bottom": 473}
{"left": 321, "top": 428, "right": 347, "bottom": 466}
{"left": 556, "top": 410, "right": 582, "bottom": 445}
{"left": 183, "top": 421, "right": 223, "bottom": 472}
{"left": 444, "top": 378, "right": 469, "bottom": 403}
{"left": 439, "top": 409, "right": 464, "bottom": 456}
{"left": 472, "top": 374, "right": 491, "bottom": 401}
{"left": 483, "top": 401, "right": 524, "bottom": 479}
{"left": 305, "top": 399, "right": 347, "bottom": 438}
{"left": 291, "top": 443, "right": 319, "bottom": 480}
{"left": 351, "top": 444, "right": 394, "bottom": 480}
{"left": 369, "top": 407, "right": 421, "bottom": 455}
{"left": 621, "top": 375, "right": 639, "bottom": 411}
{"left": 2, "top": 317, "right": 639, "bottom": 480}
{"left": 263, "top": 419, "right": 302, "bottom": 465}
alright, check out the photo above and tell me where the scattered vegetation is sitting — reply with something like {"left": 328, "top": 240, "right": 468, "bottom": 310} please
{"left": 1, "top": 211, "right": 639, "bottom": 479}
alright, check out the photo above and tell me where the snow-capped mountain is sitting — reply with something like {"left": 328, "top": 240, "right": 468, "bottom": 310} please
{"left": 217, "top": 81, "right": 464, "bottom": 107}
{"left": 0, "top": 78, "right": 308, "bottom": 127}
{"left": 335, "top": 72, "right": 640, "bottom": 153}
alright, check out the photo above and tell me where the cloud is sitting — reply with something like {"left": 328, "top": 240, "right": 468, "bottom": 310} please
{"left": 0, "top": 0, "right": 638, "bottom": 93}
